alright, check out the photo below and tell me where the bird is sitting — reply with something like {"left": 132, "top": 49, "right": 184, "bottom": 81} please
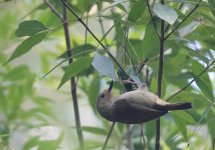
{"left": 97, "top": 81, "right": 192, "bottom": 124}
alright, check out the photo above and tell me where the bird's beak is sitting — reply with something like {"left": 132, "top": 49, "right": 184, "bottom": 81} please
{"left": 108, "top": 80, "right": 114, "bottom": 93}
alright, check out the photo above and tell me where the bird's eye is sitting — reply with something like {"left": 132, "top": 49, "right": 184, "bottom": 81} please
{"left": 100, "top": 94, "right": 105, "bottom": 98}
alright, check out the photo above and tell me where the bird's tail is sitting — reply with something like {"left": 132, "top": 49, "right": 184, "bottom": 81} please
{"left": 166, "top": 102, "right": 192, "bottom": 110}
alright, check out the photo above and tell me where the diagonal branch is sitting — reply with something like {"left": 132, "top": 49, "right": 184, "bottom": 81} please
{"left": 164, "top": 0, "right": 202, "bottom": 40}
{"left": 166, "top": 59, "right": 215, "bottom": 102}
{"left": 43, "top": 0, "right": 63, "bottom": 20}
{"left": 61, "top": 0, "right": 127, "bottom": 76}
{"left": 146, "top": 0, "right": 160, "bottom": 39}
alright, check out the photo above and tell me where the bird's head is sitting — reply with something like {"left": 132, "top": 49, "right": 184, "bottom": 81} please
{"left": 97, "top": 80, "right": 114, "bottom": 108}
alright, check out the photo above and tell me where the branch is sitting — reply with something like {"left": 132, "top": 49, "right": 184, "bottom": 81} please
{"left": 156, "top": 0, "right": 165, "bottom": 149}
{"left": 141, "top": 124, "right": 147, "bottom": 150}
{"left": 126, "top": 125, "right": 134, "bottom": 150}
{"left": 164, "top": 0, "right": 202, "bottom": 40}
{"left": 166, "top": 59, "right": 215, "bottom": 102}
{"left": 61, "top": 0, "right": 127, "bottom": 77}
{"left": 102, "top": 122, "right": 115, "bottom": 150}
{"left": 43, "top": 0, "right": 63, "bottom": 20}
{"left": 61, "top": 1, "right": 84, "bottom": 149}
{"left": 146, "top": 0, "right": 160, "bottom": 39}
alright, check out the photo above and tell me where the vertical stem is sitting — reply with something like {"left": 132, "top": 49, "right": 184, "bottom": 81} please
{"left": 102, "top": 122, "right": 115, "bottom": 150}
{"left": 213, "top": 138, "right": 215, "bottom": 150}
{"left": 155, "top": 0, "right": 165, "bottom": 149}
{"left": 62, "top": 1, "right": 84, "bottom": 149}
{"left": 126, "top": 125, "right": 134, "bottom": 150}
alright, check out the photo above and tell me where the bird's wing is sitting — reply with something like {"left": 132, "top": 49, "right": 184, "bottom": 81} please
{"left": 112, "top": 99, "right": 167, "bottom": 124}
{"left": 113, "top": 90, "right": 169, "bottom": 111}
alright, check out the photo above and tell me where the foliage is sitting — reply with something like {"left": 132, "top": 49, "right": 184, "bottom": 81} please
{"left": 1, "top": 0, "right": 215, "bottom": 150}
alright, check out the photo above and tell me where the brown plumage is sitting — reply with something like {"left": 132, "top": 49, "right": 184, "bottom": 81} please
{"left": 97, "top": 82, "right": 192, "bottom": 124}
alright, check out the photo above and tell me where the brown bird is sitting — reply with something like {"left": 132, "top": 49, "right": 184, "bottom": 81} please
{"left": 97, "top": 81, "right": 192, "bottom": 124}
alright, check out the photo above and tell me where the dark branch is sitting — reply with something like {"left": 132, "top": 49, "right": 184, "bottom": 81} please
{"left": 146, "top": 0, "right": 160, "bottom": 39}
{"left": 43, "top": 0, "right": 63, "bottom": 20}
{"left": 156, "top": 0, "right": 165, "bottom": 149}
{"left": 61, "top": 1, "right": 84, "bottom": 149}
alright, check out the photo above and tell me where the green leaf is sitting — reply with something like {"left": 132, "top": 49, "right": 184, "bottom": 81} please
{"left": 23, "top": 136, "right": 40, "bottom": 150}
{"left": 141, "top": 21, "right": 160, "bottom": 59}
{"left": 58, "top": 56, "right": 93, "bottom": 89}
{"left": 208, "top": 0, "right": 215, "bottom": 18}
{"left": 206, "top": 110, "right": 215, "bottom": 140}
{"left": 114, "top": 21, "right": 138, "bottom": 64}
{"left": 178, "top": 21, "right": 200, "bottom": 37}
{"left": 38, "top": 140, "right": 59, "bottom": 150}
{"left": 145, "top": 120, "right": 156, "bottom": 142}
{"left": 153, "top": 3, "right": 178, "bottom": 25}
{"left": 82, "top": 126, "right": 107, "bottom": 135}
{"left": 172, "top": 112, "right": 188, "bottom": 141}
{"left": 58, "top": 44, "right": 96, "bottom": 59}
{"left": 42, "top": 50, "right": 94, "bottom": 78}
{"left": 103, "top": 0, "right": 127, "bottom": 12}
{"left": 116, "top": 3, "right": 127, "bottom": 12}
{"left": 127, "top": 0, "right": 146, "bottom": 22}
{"left": 92, "top": 52, "right": 117, "bottom": 80}
{"left": 4, "top": 31, "right": 48, "bottom": 65}
{"left": 191, "top": 60, "right": 214, "bottom": 100}
{"left": 3, "top": 65, "right": 30, "bottom": 81}
{"left": 171, "top": 111, "right": 196, "bottom": 124}
{"left": 182, "top": 45, "right": 209, "bottom": 64}
{"left": 88, "top": 76, "right": 100, "bottom": 112}
{"left": 15, "top": 20, "right": 48, "bottom": 37}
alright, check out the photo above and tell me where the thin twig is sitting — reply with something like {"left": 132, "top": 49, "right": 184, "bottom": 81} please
{"left": 137, "top": 59, "right": 149, "bottom": 74}
{"left": 61, "top": 0, "right": 127, "bottom": 76}
{"left": 102, "top": 122, "right": 115, "bottom": 150}
{"left": 166, "top": 59, "right": 215, "bottom": 102}
{"left": 126, "top": 125, "right": 134, "bottom": 150}
{"left": 61, "top": 1, "right": 84, "bottom": 149}
{"left": 141, "top": 124, "right": 147, "bottom": 150}
{"left": 213, "top": 138, "right": 215, "bottom": 150}
{"left": 124, "top": 29, "right": 137, "bottom": 72}
{"left": 84, "top": 12, "right": 89, "bottom": 53}
{"left": 187, "top": 103, "right": 213, "bottom": 147}
{"left": 43, "top": 0, "right": 63, "bottom": 20}
{"left": 156, "top": 0, "right": 165, "bottom": 149}
{"left": 146, "top": 0, "right": 160, "bottom": 39}
{"left": 164, "top": 0, "right": 202, "bottom": 40}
